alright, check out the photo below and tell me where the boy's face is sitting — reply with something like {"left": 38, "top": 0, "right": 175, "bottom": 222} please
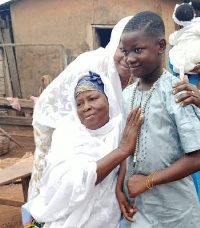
{"left": 120, "top": 30, "right": 165, "bottom": 80}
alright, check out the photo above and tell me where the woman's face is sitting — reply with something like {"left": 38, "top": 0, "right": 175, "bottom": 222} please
{"left": 114, "top": 41, "right": 130, "bottom": 79}
{"left": 75, "top": 90, "right": 109, "bottom": 130}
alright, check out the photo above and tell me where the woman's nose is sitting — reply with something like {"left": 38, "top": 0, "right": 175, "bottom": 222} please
{"left": 83, "top": 102, "right": 91, "bottom": 111}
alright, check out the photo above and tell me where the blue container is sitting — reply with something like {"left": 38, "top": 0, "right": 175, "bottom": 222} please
{"left": 188, "top": 74, "right": 200, "bottom": 86}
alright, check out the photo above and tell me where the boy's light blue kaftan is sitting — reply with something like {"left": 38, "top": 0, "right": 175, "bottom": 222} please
{"left": 121, "top": 70, "right": 200, "bottom": 228}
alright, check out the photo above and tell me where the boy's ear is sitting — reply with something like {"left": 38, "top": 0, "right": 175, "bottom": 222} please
{"left": 157, "top": 38, "right": 166, "bottom": 53}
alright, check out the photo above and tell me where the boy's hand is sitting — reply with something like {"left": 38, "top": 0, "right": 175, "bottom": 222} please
{"left": 127, "top": 174, "right": 148, "bottom": 198}
{"left": 116, "top": 190, "right": 137, "bottom": 222}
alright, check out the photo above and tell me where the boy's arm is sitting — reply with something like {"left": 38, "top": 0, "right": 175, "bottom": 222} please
{"left": 127, "top": 150, "right": 200, "bottom": 198}
{"left": 116, "top": 160, "right": 137, "bottom": 222}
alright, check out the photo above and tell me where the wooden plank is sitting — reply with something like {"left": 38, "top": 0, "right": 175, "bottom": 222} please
{"left": 0, "top": 116, "right": 32, "bottom": 126}
{"left": 0, "top": 78, "right": 5, "bottom": 95}
{"left": 2, "top": 28, "right": 21, "bottom": 97}
{"left": 0, "top": 156, "right": 33, "bottom": 186}
{"left": 0, "top": 124, "right": 33, "bottom": 134}
{"left": 0, "top": 97, "right": 34, "bottom": 108}
{"left": 0, "top": 126, "right": 23, "bottom": 147}
{"left": 21, "top": 175, "right": 31, "bottom": 201}
{"left": 0, "top": 110, "right": 7, "bottom": 115}
{"left": 0, "top": 198, "right": 24, "bottom": 207}
{"left": 1, "top": 46, "right": 14, "bottom": 98}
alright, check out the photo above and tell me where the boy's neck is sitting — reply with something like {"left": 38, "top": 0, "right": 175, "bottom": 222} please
{"left": 138, "top": 68, "right": 163, "bottom": 91}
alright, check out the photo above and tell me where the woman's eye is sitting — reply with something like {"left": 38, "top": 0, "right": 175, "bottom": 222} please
{"left": 120, "top": 48, "right": 129, "bottom": 56}
{"left": 76, "top": 102, "right": 82, "bottom": 108}
{"left": 90, "top": 97, "right": 97, "bottom": 101}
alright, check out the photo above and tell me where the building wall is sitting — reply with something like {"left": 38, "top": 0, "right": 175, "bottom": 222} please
{"left": 11, "top": 0, "right": 182, "bottom": 57}
{"left": 9, "top": 0, "right": 182, "bottom": 98}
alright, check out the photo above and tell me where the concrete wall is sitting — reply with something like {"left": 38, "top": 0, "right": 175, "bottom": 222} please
{"left": 11, "top": 0, "right": 182, "bottom": 56}
{"left": 9, "top": 0, "right": 182, "bottom": 98}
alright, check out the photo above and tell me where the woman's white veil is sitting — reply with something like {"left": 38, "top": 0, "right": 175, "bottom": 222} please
{"left": 28, "top": 16, "right": 133, "bottom": 200}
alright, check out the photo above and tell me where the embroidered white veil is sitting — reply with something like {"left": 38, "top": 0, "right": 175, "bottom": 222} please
{"left": 28, "top": 16, "right": 133, "bottom": 200}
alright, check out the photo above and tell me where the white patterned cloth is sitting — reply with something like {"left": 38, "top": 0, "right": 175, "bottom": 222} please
{"left": 27, "top": 16, "right": 133, "bottom": 227}
{"left": 29, "top": 73, "right": 122, "bottom": 228}
{"left": 169, "top": 19, "right": 200, "bottom": 78}
{"left": 28, "top": 16, "right": 132, "bottom": 201}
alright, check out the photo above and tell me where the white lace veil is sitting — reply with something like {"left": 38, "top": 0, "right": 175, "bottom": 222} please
{"left": 28, "top": 16, "right": 133, "bottom": 200}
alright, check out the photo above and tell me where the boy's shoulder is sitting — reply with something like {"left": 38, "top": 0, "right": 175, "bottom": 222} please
{"left": 160, "top": 70, "right": 180, "bottom": 88}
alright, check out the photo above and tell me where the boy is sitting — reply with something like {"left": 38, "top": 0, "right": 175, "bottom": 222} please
{"left": 116, "top": 11, "right": 200, "bottom": 228}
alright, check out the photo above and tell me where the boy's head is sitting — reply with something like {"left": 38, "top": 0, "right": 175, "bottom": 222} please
{"left": 173, "top": 3, "right": 195, "bottom": 29}
{"left": 123, "top": 11, "right": 165, "bottom": 40}
{"left": 120, "top": 11, "right": 166, "bottom": 81}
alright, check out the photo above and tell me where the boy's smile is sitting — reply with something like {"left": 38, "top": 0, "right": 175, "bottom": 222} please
{"left": 120, "top": 30, "right": 164, "bottom": 87}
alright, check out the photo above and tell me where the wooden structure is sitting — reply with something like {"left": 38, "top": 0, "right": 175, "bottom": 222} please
{"left": 0, "top": 156, "right": 33, "bottom": 207}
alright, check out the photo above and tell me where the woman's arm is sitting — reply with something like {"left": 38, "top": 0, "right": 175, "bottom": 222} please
{"left": 96, "top": 106, "right": 144, "bottom": 184}
{"left": 127, "top": 150, "right": 200, "bottom": 198}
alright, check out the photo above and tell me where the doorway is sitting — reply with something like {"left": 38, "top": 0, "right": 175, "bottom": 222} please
{"left": 92, "top": 25, "right": 113, "bottom": 49}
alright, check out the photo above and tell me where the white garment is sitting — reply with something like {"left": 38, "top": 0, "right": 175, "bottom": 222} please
{"left": 28, "top": 16, "right": 132, "bottom": 201}
{"left": 29, "top": 74, "right": 122, "bottom": 228}
{"left": 27, "top": 16, "right": 133, "bottom": 228}
{"left": 169, "top": 21, "right": 200, "bottom": 78}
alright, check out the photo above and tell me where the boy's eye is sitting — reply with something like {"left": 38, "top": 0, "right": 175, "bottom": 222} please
{"left": 135, "top": 48, "right": 142, "bottom": 54}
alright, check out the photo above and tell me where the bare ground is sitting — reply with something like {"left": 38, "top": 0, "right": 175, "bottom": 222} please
{"left": 0, "top": 132, "right": 35, "bottom": 228}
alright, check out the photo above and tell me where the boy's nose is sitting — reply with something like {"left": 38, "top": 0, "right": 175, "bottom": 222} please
{"left": 125, "top": 53, "right": 137, "bottom": 67}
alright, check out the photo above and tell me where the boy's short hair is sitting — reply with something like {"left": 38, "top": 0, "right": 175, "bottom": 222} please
{"left": 175, "top": 3, "right": 195, "bottom": 22}
{"left": 122, "top": 11, "right": 165, "bottom": 39}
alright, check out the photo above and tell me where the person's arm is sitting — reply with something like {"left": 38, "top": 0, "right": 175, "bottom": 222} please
{"left": 127, "top": 150, "right": 200, "bottom": 198}
{"left": 116, "top": 160, "right": 137, "bottom": 222}
{"left": 173, "top": 74, "right": 200, "bottom": 108}
{"left": 96, "top": 106, "right": 144, "bottom": 184}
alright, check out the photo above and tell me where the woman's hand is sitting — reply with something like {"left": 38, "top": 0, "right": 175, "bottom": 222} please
{"left": 173, "top": 75, "right": 200, "bottom": 108}
{"left": 127, "top": 174, "right": 148, "bottom": 198}
{"left": 116, "top": 190, "right": 137, "bottom": 222}
{"left": 119, "top": 106, "right": 144, "bottom": 155}
{"left": 192, "top": 63, "right": 200, "bottom": 75}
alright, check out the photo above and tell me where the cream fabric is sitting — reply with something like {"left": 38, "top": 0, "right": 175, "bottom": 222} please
{"left": 169, "top": 21, "right": 200, "bottom": 78}
{"left": 28, "top": 16, "right": 132, "bottom": 202}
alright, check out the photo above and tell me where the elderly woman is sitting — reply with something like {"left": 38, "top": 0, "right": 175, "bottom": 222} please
{"left": 28, "top": 16, "right": 134, "bottom": 201}
{"left": 23, "top": 71, "right": 143, "bottom": 227}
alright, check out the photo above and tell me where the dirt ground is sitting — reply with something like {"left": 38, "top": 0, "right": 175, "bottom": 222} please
{"left": 0, "top": 131, "right": 35, "bottom": 228}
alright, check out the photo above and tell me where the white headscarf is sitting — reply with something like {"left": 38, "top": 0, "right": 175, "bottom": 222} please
{"left": 28, "top": 16, "right": 133, "bottom": 201}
